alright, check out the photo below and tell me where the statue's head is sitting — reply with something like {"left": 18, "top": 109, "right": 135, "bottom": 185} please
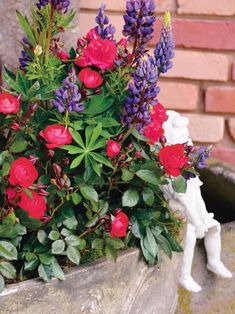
{"left": 163, "top": 110, "right": 191, "bottom": 145}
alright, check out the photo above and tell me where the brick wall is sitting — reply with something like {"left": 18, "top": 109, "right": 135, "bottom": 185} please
{"left": 79, "top": 0, "right": 235, "bottom": 164}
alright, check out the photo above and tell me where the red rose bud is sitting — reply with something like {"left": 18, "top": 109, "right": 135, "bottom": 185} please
{"left": 18, "top": 191, "right": 46, "bottom": 220}
{"left": 40, "top": 124, "right": 72, "bottom": 149}
{"left": 118, "top": 134, "right": 124, "bottom": 141}
{"left": 106, "top": 140, "right": 121, "bottom": 159}
{"left": 82, "top": 38, "right": 117, "bottom": 70}
{"left": 110, "top": 212, "right": 129, "bottom": 238}
{"left": 144, "top": 121, "right": 164, "bottom": 145}
{"left": 41, "top": 216, "right": 52, "bottom": 223}
{"left": 57, "top": 51, "right": 69, "bottom": 61}
{"left": 78, "top": 68, "right": 103, "bottom": 89}
{"left": 53, "top": 163, "right": 62, "bottom": 176}
{"left": 11, "top": 123, "right": 20, "bottom": 131}
{"left": 9, "top": 157, "right": 38, "bottom": 188}
{"left": 47, "top": 149, "right": 55, "bottom": 158}
{"left": 128, "top": 143, "right": 134, "bottom": 149}
{"left": 135, "top": 150, "right": 143, "bottom": 159}
{"left": 159, "top": 144, "right": 189, "bottom": 177}
{"left": 159, "top": 135, "right": 167, "bottom": 146}
{"left": 29, "top": 103, "right": 38, "bottom": 113}
{"left": 113, "top": 208, "right": 123, "bottom": 215}
{"left": 0, "top": 93, "right": 20, "bottom": 114}
{"left": 38, "top": 188, "right": 49, "bottom": 197}
{"left": 62, "top": 157, "right": 70, "bottom": 165}
{"left": 28, "top": 155, "right": 39, "bottom": 165}
{"left": 5, "top": 187, "right": 17, "bottom": 204}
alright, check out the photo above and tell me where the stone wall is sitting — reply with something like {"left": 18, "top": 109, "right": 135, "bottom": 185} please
{"left": 79, "top": 0, "right": 235, "bottom": 164}
{"left": 0, "top": 0, "right": 80, "bottom": 68}
{"left": 0, "top": 249, "right": 181, "bottom": 314}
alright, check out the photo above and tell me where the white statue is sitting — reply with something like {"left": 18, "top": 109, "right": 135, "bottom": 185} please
{"left": 162, "top": 110, "right": 232, "bottom": 293}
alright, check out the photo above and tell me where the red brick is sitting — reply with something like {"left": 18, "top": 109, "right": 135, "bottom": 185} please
{"left": 211, "top": 147, "right": 235, "bottom": 165}
{"left": 162, "top": 50, "right": 229, "bottom": 81}
{"left": 228, "top": 118, "right": 235, "bottom": 141}
{"left": 232, "top": 62, "right": 235, "bottom": 81}
{"left": 173, "top": 19, "right": 235, "bottom": 50}
{"left": 80, "top": 0, "right": 176, "bottom": 12}
{"left": 205, "top": 87, "right": 235, "bottom": 114}
{"left": 183, "top": 114, "right": 224, "bottom": 143}
{"left": 177, "top": 0, "right": 235, "bottom": 16}
{"left": 158, "top": 81, "right": 199, "bottom": 110}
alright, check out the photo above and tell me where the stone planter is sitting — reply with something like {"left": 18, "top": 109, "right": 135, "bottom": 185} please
{"left": 0, "top": 249, "right": 182, "bottom": 314}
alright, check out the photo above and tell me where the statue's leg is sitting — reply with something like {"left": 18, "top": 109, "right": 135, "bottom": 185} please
{"left": 179, "top": 223, "right": 202, "bottom": 292}
{"left": 204, "top": 225, "right": 232, "bottom": 278}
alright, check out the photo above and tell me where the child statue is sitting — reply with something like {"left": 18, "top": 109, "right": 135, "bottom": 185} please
{"left": 162, "top": 110, "right": 232, "bottom": 292}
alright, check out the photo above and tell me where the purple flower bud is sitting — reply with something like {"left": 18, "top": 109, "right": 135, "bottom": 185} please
{"left": 95, "top": 4, "right": 116, "bottom": 40}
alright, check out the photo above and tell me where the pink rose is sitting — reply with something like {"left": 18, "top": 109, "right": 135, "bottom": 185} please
{"left": 110, "top": 212, "right": 129, "bottom": 238}
{"left": 0, "top": 93, "right": 20, "bottom": 114}
{"left": 78, "top": 68, "right": 103, "bottom": 89}
{"left": 9, "top": 157, "right": 38, "bottom": 188}
{"left": 57, "top": 51, "right": 69, "bottom": 61}
{"left": 106, "top": 140, "right": 121, "bottom": 158}
{"left": 40, "top": 124, "right": 72, "bottom": 149}
{"left": 18, "top": 191, "right": 46, "bottom": 220}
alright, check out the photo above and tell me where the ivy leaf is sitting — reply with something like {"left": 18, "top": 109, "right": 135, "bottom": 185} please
{"left": 48, "top": 230, "right": 60, "bottom": 241}
{"left": 37, "top": 230, "right": 48, "bottom": 245}
{"left": 51, "top": 240, "right": 65, "bottom": 255}
{"left": 80, "top": 186, "right": 98, "bottom": 203}
{"left": 38, "top": 264, "right": 52, "bottom": 282}
{"left": 0, "top": 262, "right": 16, "bottom": 279}
{"left": 172, "top": 176, "right": 187, "bottom": 193}
{"left": 67, "top": 245, "right": 81, "bottom": 265}
{"left": 52, "top": 262, "right": 65, "bottom": 281}
{"left": 122, "top": 189, "right": 139, "bottom": 207}
{"left": 136, "top": 170, "right": 159, "bottom": 185}
{"left": 0, "top": 241, "right": 17, "bottom": 260}
{"left": 142, "top": 187, "right": 155, "bottom": 206}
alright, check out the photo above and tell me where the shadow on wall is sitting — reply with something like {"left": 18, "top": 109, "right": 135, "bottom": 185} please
{"left": 200, "top": 159, "right": 235, "bottom": 223}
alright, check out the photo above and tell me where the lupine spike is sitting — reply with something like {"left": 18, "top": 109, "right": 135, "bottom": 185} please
{"left": 164, "top": 11, "right": 171, "bottom": 28}
{"left": 37, "top": 0, "right": 70, "bottom": 13}
{"left": 95, "top": 4, "right": 116, "bottom": 40}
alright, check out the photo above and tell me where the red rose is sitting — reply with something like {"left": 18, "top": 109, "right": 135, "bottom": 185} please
{"left": 9, "top": 157, "right": 38, "bottom": 188}
{"left": 159, "top": 144, "right": 189, "bottom": 177}
{"left": 110, "top": 212, "right": 129, "bottom": 238}
{"left": 18, "top": 191, "right": 46, "bottom": 220}
{"left": 75, "top": 55, "right": 91, "bottom": 68}
{"left": 150, "top": 103, "right": 168, "bottom": 123}
{"left": 57, "top": 51, "right": 69, "bottom": 61}
{"left": 78, "top": 68, "right": 103, "bottom": 89}
{"left": 144, "top": 121, "right": 164, "bottom": 145}
{"left": 5, "top": 187, "right": 17, "bottom": 204}
{"left": 82, "top": 38, "right": 117, "bottom": 70}
{"left": 117, "top": 38, "right": 128, "bottom": 49}
{"left": 0, "top": 93, "right": 20, "bottom": 114}
{"left": 86, "top": 28, "right": 100, "bottom": 41}
{"left": 39, "top": 124, "right": 72, "bottom": 149}
{"left": 106, "top": 140, "right": 121, "bottom": 158}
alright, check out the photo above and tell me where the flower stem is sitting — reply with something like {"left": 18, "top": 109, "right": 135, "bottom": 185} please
{"left": 45, "top": 4, "right": 54, "bottom": 64}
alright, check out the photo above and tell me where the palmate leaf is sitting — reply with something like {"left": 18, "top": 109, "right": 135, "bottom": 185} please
{"left": 89, "top": 152, "right": 113, "bottom": 169}
{"left": 16, "top": 11, "right": 37, "bottom": 47}
{"left": 88, "top": 155, "right": 101, "bottom": 177}
{"left": 69, "top": 129, "right": 85, "bottom": 148}
{"left": 88, "top": 123, "right": 102, "bottom": 147}
{"left": 70, "top": 154, "right": 85, "bottom": 169}
{"left": 61, "top": 145, "right": 84, "bottom": 155}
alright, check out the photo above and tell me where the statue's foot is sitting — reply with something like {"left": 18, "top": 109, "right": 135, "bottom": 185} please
{"left": 179, "top": 276, "right": 202, "bottom": 292}
{"left": 207, "top": 262, "right": 233, "bottom": 278}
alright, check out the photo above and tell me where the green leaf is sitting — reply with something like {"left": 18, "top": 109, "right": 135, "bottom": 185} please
{"left": 16, "top": 11, "right": 37, "bottom": 46}
{"left": 142, "top": 187, "right": 155, "bottom": 206}
{"left": 60, "top": 228, "right": 72, "bottom": 237}
{"left": 24, "top": 259, "right": 39, "bottom": 271}
{"left": 85, "top": 216, "right": 99, "bottom": 228}
{"left": 163, "top": 231, "right": 183, "bottom": 252}
{"left": 69, "top": 129, "right": 85, "bottom": 148}
{"left": 65, "top": 235, "right": 82, "bottom": 246}
{"left": 84, "top": 93, "right": 113, "bottom": 116}
{"left": 48, "top": 230, "right": 60, "bottom": 241}
{"left": 146, "top": 227, "right": 158, "bottom": 258}
{"left": 67, "top": 245, "right": 81, "bottom": 265}
{"left": 38, "top": 264, "right": 52, "bottom": 282}
{"left": 106, "top": 237, "right": 124, "bottom": 249}
{"left": 88, "top": 155, "right": 101, "bottom": 177}
{"left": 88, "top": 123, "right": 102, "bottom": 147}
{"left": 0, "top": 241, "right": 17, "bottom": 260}
{"left": 136, "top": 170, "right": 160, "bottom": 185}
{"left": 52, "top": 262, "right": 65, "bottom": 281}
{"left": 121, "top": 168, "right": 135, "bottom": 182}
{"left": 172, "top": 176, "right": 187, "bottom": 193}
{"left": 89, "top": 152, "right": 113, "bottom": 169}
{"left": 0, "top": 262, "right": 16, "bottom": 279}
{"left": 122, "top": 189, "right": 139, "bottom": 207}
{"left": 140, "top": 238, "right": 155, "bottom": 265}
{"left": 15, "top": 208, "right": 43, "bottom": 229}
{"left": 0, "top": 275, "right": 4, "bottom": 294}
{"left": 105, "top": 245, "right": 117, "bottom": 262}
{"left": 80, "top": 186, "right": 98, "bottom": 203}
{"left": 2, "top": 162, "right": 10, "bottom": 176}
{"left": 37, "top": 230, "right": 48, "bottom": 245}
{"left": 93, "top": 117, "right": 120, "bottom": 127}
{"left": 132, "top": 129, "right": 148, "bottom": 142}
{"left": 39, "top": 254, "right": 55, "bottom": 265}
{"left": 0, "top": 224, "right": 26, "bottom": 239}
{"left": 70, "top": 154, "right": 85, "bottom": 169}
{"left": 92, "top": 238, "right": 104, "bottom": 250}
{"left": 71, "top": 192, "right": 82, "bottom": 205}
{"left": 10, "top": 140, "right": 28, "bottom": 153}
{"left": 156, "top": 234, "right": 172, "bottom": 259}
{"left": 63, "top": 217, "right": 78, "bottom": 230}
{"left": 51, "top": 240, "right": 65, "bottom": 255}
{"left": 61, "top": 145, "right": 84, "bottom": 155}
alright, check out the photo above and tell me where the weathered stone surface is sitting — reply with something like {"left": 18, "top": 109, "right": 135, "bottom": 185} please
{"left": 0, "top": 249, "right": 181, "bottom": 314}
{"left": 176, "top": 221, "right": 235, "bottom": 314}
{"left": 211, "top": 147, "right": 235, "bottom": 165}
{"left": 0, "top": 0, "right": 80, "bottom": 69}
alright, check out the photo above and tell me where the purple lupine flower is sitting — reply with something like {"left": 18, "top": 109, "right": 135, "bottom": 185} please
{"left": 19, "top": 37, "right": 33, "bottom": 71}
{"left": 123, "top": 55, "right": 160, "bottom": 133}
{"left": 154, "top": 12, "right": 175, "bottom": 74}
{"left": 37, "top": 0, "right": 70, "bottom": 13}
{"left": 95, "top": 4, "right": 116, "bottom": 40}
{"left": 123, "top": 0, "right": 156, "bottom": 55}
{"left": 52, "top": 69, "right": 85, "bottom": 113}
{"left": 194, "top": 146, "right": 212, "bottom": 169}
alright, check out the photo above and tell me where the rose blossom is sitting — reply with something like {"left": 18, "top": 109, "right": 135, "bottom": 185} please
{"left": 9, "top": 157, "right": 38, "bottom": 188}
{"left": 159, "top": 144, "right": 189, "bottom": 177}
{"left": 78, "top": 68, "right": 103, "bottom": 89}
{"left": 5, "top": 187, "right": 17, "bottom": 204}
{"left": 77, "top": 38, "right": 117, "bottom": 70}
{"left": 40, "top": 124, "right": 72, "bottom": 149}
{"left": 106, "top": 140, "right": 121, "bottom": 158}
{"left": 144, "top": 121, "right": 164, "bottom": 145}
{"left": 0, "top": 93, "right": 20, "bottom": 114}
{"left": 18, "top": 191, "right": 46, "bottom": 220}
{"left": 57, "top": 51, "right": 69, "bottom": 61}
{"left": 86, "top": 28, "right": 100, "bottom": 41}
{"left": 150, "top": 103, "right": 168, "bottom": 123}
{"left": 110, "top": 212, "right": 129, "bottom": 238}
